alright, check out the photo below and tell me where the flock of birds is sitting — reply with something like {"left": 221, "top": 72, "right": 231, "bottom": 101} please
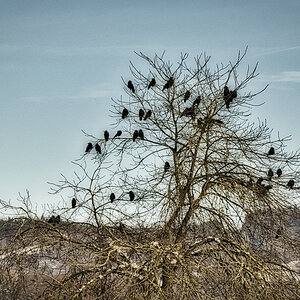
{"left": 57, "top": 79, "right": 295, "bottom": 214}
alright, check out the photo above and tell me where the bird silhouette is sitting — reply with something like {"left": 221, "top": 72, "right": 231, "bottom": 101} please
{"left": 164, "top": 162, "right": 170, "bottom": 172}
{"left": 223, "top": 86, "right": 230, "bottom": 99}
{"left": 95, "top": 143, "right": 101, "bottom": 154}
{"left": 223, "top": 87, "right": 237, "bottom": 109}
{"left": 268, "top": 147, "right": 275, "bottom": 155}
{"left": 113, "top": 130, "right": 122, "bottom": 139}
{"left": 180, "top": 107, "right": 195, "bottom": 118}
{"left": 110, "top": 193, "right": 115, "bottom": 203}
{"left": 139, "top": 109, "right": 145, "bottom": 121}
{"left": 148, "top": 78, "right": 156, "bottom": 89}
{"left": 193, "top": 96, "right": 201, "bottom": 106}
{"left": 133, "top": 130, "right": 139, "bottom": 142}
{"left": 49, "top": 215, "right": 60, "bottom": 225}
{"left": 184, "top": 91, "right": 191, "bottom": 102}
{"left": 163, "top": 77, "right": 174, "bottom": 90}
{"left": 276, "top": 168, "right": 282, "bottom": 177}
{"left": 287, "top": 179, "right": 294, "bottom": 189}
{"left": 104, "top": 131, "right": 109, "bottom": 142}
{"left": 72, "top": 198, "right": 76, "bottom": 208}
{"left": 85, "top": 142, "right": 93, "bottom": 153}
{"left": 138, "top": 129, "right": 144, "bottom": 140}
{"left": 48, "top": 215, "right": 55, "bottom": 224}
{"left": 129, "top": 191, "right": 135, "bottom": 201}
{"left": 127, "top": 80, "right": 135, "bottom": 93}
{"left": 122, "top": 108, "right": 129, "bottom": 119}
{"left": 144, "top": 110, "right": 152, "bottom": 120}
{"left": 267, "top": 168, "right": 274, "bottom": 180}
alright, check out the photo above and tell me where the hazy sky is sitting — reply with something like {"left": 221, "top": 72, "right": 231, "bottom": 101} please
{"left": 0, "top": 0, "right": 299, "bottom": 214}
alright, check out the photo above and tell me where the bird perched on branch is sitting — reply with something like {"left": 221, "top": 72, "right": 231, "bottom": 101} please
{"left": 267, "top": 168, "right": 274, "bottom": 180}
{"left": 129, "top": 191, "right": 135, "bottom": 201}
{"left": 139, "top": 109, "right": 145, "bottom": 121}
{"left": 223, "top": 86, "right": 237, "bottom": 108}
{"left": 110, "top": 193, "right": 115, "bottom": 203}
{"left": 287, "top": 179, "right": 294, "bottom": 189}
{"left": 184, "top": 91, "right": 191, "bottom": 102}
{"left": 113, "top": 130, "right": 122, "bottom": 139}
{"left": 95, "top": 143, "right": 101, "bottom": 154}
{"left": 180, "top": 107, "right": 195, "bottom": 118}
{"left": 104, "top": 131, "right": 109, "bottom": 142}
{"left": 193, "top": 96, "right": 201, "bottom": 106}
{"left": 268, "top": 147, "right": 275, "bottom": 155}
{"left": 144, "top": 110, "right": 152, "bottom": 120}
{"left": 138, "top": 129, "right": 144, "bottom": 140}
{"left": 164, "top": 162, "right": 170, "bottom": 172}
{"left": 85, "top": 142, "right": 93, "bottom": 153}
{"left": 163, "top": 77, "right": 174, "bottom": 90}
{"left": 276, "top": 168, "right": 282, "bottom": 177}
{"left": 122, "top": 108, "right": 129, "bottom": 119}
{"left": 133, "top": 130, "right": 139, "bottom": 142}
{"left": 127, "top": 80, "right": 135, "bottom": 93}
{"left": 72, "top": 198, "right": 76, "bottom": 208}
{"left": 148, "top": 78, "right": 156, "bottom": 89}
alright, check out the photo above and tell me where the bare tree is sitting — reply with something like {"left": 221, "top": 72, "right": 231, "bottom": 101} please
{"left": 1, "top": 49, "right": 300, "bottom": 299}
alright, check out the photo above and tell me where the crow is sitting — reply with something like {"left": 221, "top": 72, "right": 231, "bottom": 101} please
{"left": 223, "top": 86, "right": 230, "bottom": 99}
{"left": 184, "top": 91, "right": 191, "bottom": 102}
{"left": 133, "top": 130, "right": 139, "bottom": 142}
{"left": 113, "top": 130, "right": 122, "bottom": 139}
{"left": 144, "top": 110, "right": 152, "bottom": 120}
{"left": 110, "top": 193, "right": 115, "bottom": 203}
{"left": 48, "top": 215, "right": 55, "bottom": 224}
{"left": 95, "top": 143, "right": 101, "bottom": 154}
{"left": 85, "top": 142, "right": 93, "bottom": 153}
{"left": 122, "top": 108, "right": 129, "bottom": 119}
{"left": 129, "top": 191, "right": 135, "bottom": 201}
{"left": 72, "top": 198, "right": 76, "bottom": 208}
{"left": 268, "top": 147, "right": 275, "bottom": 155}
{"left": 193, "top": 96, "right": 201, "bottom": 106}
{"left": 139, "top": 109, "right": 145, "bottom": 121}
{"left": 104, "top": 130, "right": 109, "bottom": 142}
{"left": 148, "top": 78, "right": 156, "bottom": 89}
{"left": 127, "top": 80, "right": 135, "bottom": 93}
{"left": 163, "top": 77, "right": 174, "bottom": 90}
{"left": 164, "top": 162, "right": 170, "bottom": 172}
{"left": 267, "top": 168, "right": 274, "bottom": 180}
{"left": 138, "top": 129, "right": 144, "bottom": 140}
{"left": 180, "top": 107, "right": 195, "bottom": 118}
{"left": 287, "top": 179, "right": 294, "bottom": 189}
{"left": 276, "top": 168, "right": 282, "bottom": 177}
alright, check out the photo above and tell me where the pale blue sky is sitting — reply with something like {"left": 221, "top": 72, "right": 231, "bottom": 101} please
{"left": 0, "top": 0, "right": 299, "bottom": 212}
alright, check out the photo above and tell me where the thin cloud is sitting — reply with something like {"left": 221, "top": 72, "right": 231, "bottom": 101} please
{"left": 268, "top": 71, "right": 300, "bottom": 83}
{"left": 251, "top": 46, "right": 300, "bottom": 58}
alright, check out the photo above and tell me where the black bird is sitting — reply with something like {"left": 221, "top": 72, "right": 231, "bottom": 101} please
{"left": 193, "top": 96, "right": 201, "bottom": 106}
{"left": 129, "top": 191, "right": 135, "bottom": 201}
{"left": 184, "top": 91, "right": 191, "bottom": 102}
{"left": 113, "top": 130, "right": 122, "bottom": 139}
{"left": 268, "top": 147, "right": 275, "bottom": 155}
{"left": 122, "top": 108, "right": 129, "bottom": 119}
{"left": 287, "top": 179, "right": 295, "bottom": 189}
{"left": 163, "top": 77, "right": 174, "bottom": 90}
{"left": 139, "top": 109, "right": 145, "bottom": 121}
{"left": 104, "top": 130, "right": 109, "bottom": 142}
{"left": 72, "top": 198, "right": 76, "bottom": 208}
{"left": 144, "top": 110, "right": 152, "bottom": 120}
{"left": 276, "top": 168, "right": 282, "bottom": 177}
{"left": 133, "top": 130, "right": 139, "bottom": 142}
{"left": 164, "top": 162, "right": 170, "bottom": 172}
{"left": 95, "top": 143, "right": 101, "bottom": 154}
{"left": 180, "top": 107, "right": 195, "bottom": 118}
{"left": 127, "top": 80, "right": 135, "bottom": 93}
{"left": 49, "top": 215, "right": 60, "bottom": 225}
{"left": 148, "top": 78, "right": 156, "bottom": 89}
{"left": 138, "top": 129, "right": 144, "bottom": 140}
{"left": 267, "top": 168, "right": 274, "bottom": 180}
{"left": 48, "top": 215, "right": 55, "bottom": 224}
{"left": 223, "top": 86, "right": 230, "bottom": 99}
{"left": 110, "top": 193, "right": 115, "bottom": 203}
{"left": 85, "top": 142, "right": 93, "bottom": 153}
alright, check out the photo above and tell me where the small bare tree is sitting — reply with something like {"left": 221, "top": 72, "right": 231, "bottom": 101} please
{"left": 1, "top": 49, "right": 300, "bottom": 299}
